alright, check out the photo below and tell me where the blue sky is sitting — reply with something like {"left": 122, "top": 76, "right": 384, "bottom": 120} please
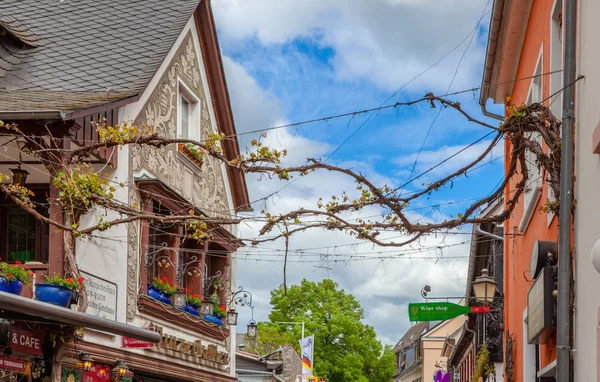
{"left": 213, "top": 0, "right": 504, "bottom": 345}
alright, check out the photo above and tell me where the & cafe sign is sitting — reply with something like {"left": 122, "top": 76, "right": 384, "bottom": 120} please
{"left": 10, "top": 327, "right": 42, "bottom": 356}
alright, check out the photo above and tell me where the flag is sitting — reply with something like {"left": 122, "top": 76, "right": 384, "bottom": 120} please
{"left": 299, "top": 335, "right": 314, "bottom": 378}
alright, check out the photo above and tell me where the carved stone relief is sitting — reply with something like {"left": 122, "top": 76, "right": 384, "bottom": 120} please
{"left": 133, "top": 32, "right": 230, "bottom": 218}
{"left": 126, "top": 186, "right": 140, "bottom": 321}
{"left": 126, "top": 31, "right": 234, "bottom": 321}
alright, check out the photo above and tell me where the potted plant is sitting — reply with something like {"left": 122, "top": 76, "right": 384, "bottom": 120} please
{"left": 181, "top": 292, "right": 202, "bottom": 316}
{"left": 179, "top": 143, "right": 204, "bottom": 167}
{"left": 148, "top": 277, "right": 177, "bottom": 304}
{"left": 0, "top": 260, "right": 33, "bottom": 295}
{"left": 35, "top": 274, "right": 84, "bottom": 307}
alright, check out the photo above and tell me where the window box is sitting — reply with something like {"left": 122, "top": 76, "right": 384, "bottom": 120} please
{"left": 138, "top": 296, "right": 229, "bottom": 341}
{"left": 178, "top": 143, "right": 204, "bottom": 168}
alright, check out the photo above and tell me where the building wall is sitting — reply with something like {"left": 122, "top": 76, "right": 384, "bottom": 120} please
{"left": 74, "top": 12, "right": 238, "bottom": 380}
{"left": 423, "top": 317, "right": 465, "bottom": 381}
{"left": 574, "top": 0, "right": 600, "bottom": 380}
{"left": 501, "top": 0, "right": 559, "bottom": 380}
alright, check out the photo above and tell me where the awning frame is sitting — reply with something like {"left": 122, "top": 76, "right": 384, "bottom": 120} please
{"left": 0, "top": 292, "right": 160, "bottom": 343}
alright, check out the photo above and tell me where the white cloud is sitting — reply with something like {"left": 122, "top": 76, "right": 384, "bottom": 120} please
{"left": 222, "top": 56, "right": 283, "bottom": 140}
{"left": 214, "top": 0, "right": 489, "bottom": 93}
{"left": 391, "top": 139, "right": 504, "bottom": 181}
{"left": 216, "top": 15, "right": 482, "bottom": 345}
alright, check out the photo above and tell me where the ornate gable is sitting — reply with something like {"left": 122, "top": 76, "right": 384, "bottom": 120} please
{"left": 132, "top": 31, "right": 230, "bottom": 217}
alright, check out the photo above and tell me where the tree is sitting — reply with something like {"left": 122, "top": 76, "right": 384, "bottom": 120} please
{"left": 243, "top": 323, "right": 295, "bottom": 355}
{"left": 267, "top": 279, "right": 394, "bottom": 382}
{"left": 0, "top": 95, "right": 565, "bottom": 381}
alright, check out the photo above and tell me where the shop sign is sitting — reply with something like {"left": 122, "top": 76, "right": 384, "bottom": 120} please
{"left": 10, "top": 327, "right": 42, "bottom": 356}
{"left": 409, "top": 302, "right": 471, "bottom": 322}
{"left": 122, "top": 328, "right": 155, "bottom": 348}
{"left": 527, "top": 266, "right": 556, "bottom": 344}
{"left": 149, "top": 323, "right": 230, "bottom": 365}
{"left": 83, "top": 364, "right": 111, "bottom": 382}
{"left": 0, "top": 356, "right": 25, "bottom": 372}
{"left": 82, "top": 271, "right": 118, "bottom": 321}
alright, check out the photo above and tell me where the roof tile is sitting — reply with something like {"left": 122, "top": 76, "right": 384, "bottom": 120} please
{"left": 0, "top": 0, "right": 199, "bottom": 113}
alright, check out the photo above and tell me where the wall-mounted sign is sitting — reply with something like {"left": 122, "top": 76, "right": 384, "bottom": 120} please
{"left": 82, "top": 271, "right": 118, "bottom": 321}
{"left": 122, "top": 329, "right": 155, "bottom": 349}
{"left": 148, "top": 323, "right": 230, "bottom": 365}
{"left": 527, "top": 266, "right": 556, "bottom": 344}
{"left": 408, "top": 302, "right": 486, "bottom": 322}
{"left": 0, "top": 356, "right": 25, "bottom": 372}
{"left": 10, "top": 327, "right": 42, "bottom": 356}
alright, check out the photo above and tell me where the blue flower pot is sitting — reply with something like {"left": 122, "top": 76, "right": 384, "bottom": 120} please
{"left": 203, "top": 315, "right": 223, "bottom": 326}
{"left": 147, "top": 285, "right": 162, "bottom": 300}
{"left": 147, "top": 285, "right": 172, "bottom": 304}
{"left": 35, "top": 283, "right": 72, "bottom": 307}
{"left": 180, "top": 303, "right": 200, "bottom": 316}
{"left": 0, "top": 278, "right": 22, "bottom": 295}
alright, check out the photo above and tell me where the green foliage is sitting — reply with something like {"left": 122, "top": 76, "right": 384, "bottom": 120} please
{"left": 185, "top": 293, "right": 202, "bottom": 307}
{"left": 267, "top": 279, "right": 395, "bottom": 382}
{"left": 184, "top": 143, "right": 204, "bottom": 162}
{"left": 0, "top": 261, "right": 34, "bottom": 285}
{"left": 52, "top": 164, "right": 115, "bottom": 218}
{"left": 96, "top": 120, "right": 150, "bottom": 144}
{"left": 243, "top": 323, "right": 296, "bottom": 355}
{"left": 472, "top": 344, "right": 495, "bottom": 382}
{"left": 45, "top": 274, "right": 84, "bottom": 291}
{"left": 151, "top": 277, "right": 177, "bottom": 294}
{"left": 185, "top": 219, "right": 210, "bottom": 242}
{"left": 213, "top": 304, "right": 226, "bottom": 318}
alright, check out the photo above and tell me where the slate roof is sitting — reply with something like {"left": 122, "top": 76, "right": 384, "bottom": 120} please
{"left": 393, "top": 321, "right": 428, "bottom": 353}
{"left": 0, "top": 0, "right": 200, "bottom": 115}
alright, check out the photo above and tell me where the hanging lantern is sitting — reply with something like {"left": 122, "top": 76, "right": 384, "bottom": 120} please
{"left": 226, "top": 308, "right": 238, "bottom": 326}
{"left": 111, "top": 360, "right": 128, "bottom": 380}
{"left": 10, "top": 167, "right": 29, "bottom": 186}
{"left": 247, "top": 320, "right": 257, "bottom": 338}
{"left": 80, "top": 353, "right": 93, "bottom": 372}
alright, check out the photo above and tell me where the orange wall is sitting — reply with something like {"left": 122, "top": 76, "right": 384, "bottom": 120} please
{"left": 503, "top": 0, "right": 558, "bottom": 379}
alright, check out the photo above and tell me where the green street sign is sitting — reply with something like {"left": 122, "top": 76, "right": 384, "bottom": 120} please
{"left": 408, "top": 302, "right": 472, "bottom": 322}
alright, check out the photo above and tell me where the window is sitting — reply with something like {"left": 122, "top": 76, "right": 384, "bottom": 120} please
{"left": 519, "top": 48, "right": 544, "bottom": 232}
{"left": 180, "top": 97, "right": 190, "bottom": 139}
{"left": 177, "top": 81, "right": 200, "bottom": 141}
{"left": 0, "top": 187, "right": 49, "bottom": 263}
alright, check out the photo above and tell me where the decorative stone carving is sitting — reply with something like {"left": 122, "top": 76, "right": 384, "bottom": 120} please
{"left": 126, "top": 32, "right": 233, "bottom": 321}
{"left": 126, "top": 185, "right": 141, "bottom": 321}
{"left": 133, "top": 32, "right": 230, "bottom": 218}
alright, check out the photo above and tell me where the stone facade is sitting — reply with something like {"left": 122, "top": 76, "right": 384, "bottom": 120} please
{"left": 280, "top": 346, "right": 302, "bottom": 382}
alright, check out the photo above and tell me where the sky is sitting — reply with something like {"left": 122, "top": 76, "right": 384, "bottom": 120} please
{"left": 212, "top": 0, "right": 504, "bottom": 346}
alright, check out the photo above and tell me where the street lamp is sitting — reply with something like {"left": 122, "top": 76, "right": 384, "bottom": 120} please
{"left": 472, "top": 268, "right": 497, "bottom": 305}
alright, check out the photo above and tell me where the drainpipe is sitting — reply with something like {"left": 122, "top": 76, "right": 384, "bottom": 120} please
{"left": 556, "top": 0, "right": 576, "bottom": 379}
{"left": 479, "top": 0, "right": 506, "bottom": 121}
{"left": 480, "top": 102, "right": 504, "bottom": 121}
